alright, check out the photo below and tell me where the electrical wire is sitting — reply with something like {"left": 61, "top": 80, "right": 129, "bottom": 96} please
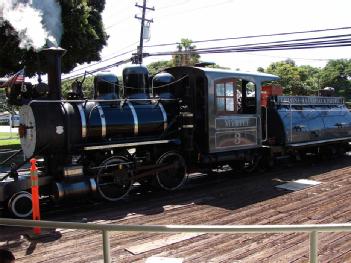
{"left": 62, "top": 29, "right": 351, "bottom": 81}
{"left": 156, "top": 0, "right": 190, "bottom": 11}
{"left": 63, "top": 38, "right": 351, "bottom": 82}
{"left": 62, "top": 57, "right": 133, "bottom": 81}
{"left": 144, "top": 26, "right": 351, "bottom": 48}
{"left": 154, "top": 0, "right": 234, "bottom": 19}
{"left": 147, "top": 34, "right": 351, "bottom": 56}
{"left": 148, "top": 41, "right": 351, "bottom": 56}
{"left": 67, "top": 43, "right": 138, "bottom": 75}
{"left": 192, "top": 34, "right": 351, "bottom": 52}
{"left": 105, "top": 15, "right": 133, "bottom": 30}
{"left": 67, "top": 48, "right": 136, "bottom": 76}
{"left": 242, "top": 52, "right": 331, "bottom": 62}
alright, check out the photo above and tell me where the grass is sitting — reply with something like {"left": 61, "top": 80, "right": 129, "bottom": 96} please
{"left": 0, "top": 132, "right": 21, "bottom": 165}
{"left": 0, "top": 132, "right": 20, "bottom": 149}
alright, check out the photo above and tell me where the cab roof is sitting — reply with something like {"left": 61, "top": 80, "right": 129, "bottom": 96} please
{"left": 195, "top": 66, "right": 280, "bottom": 83}
{"left": 164, "top": 66, "right": 280, "bottom": 83}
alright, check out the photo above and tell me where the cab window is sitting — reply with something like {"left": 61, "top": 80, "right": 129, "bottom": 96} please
{"left": 215, "top": 78, "right": 257, "bottom": 114}
{"left": 215, "top": 79, "right": 237, "bottom": 114}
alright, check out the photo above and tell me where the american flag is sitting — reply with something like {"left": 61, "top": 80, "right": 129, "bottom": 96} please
{"left": 0, "top": 68, "right": 25, "bottom": 88}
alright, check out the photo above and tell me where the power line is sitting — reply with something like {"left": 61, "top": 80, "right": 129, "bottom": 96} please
{"left": 146, "top": 36, "right": 351, "bottom": 56}
{"left": 153, "top": 0, "right": 234, "bottom": 19}
{"left": 144, "top": 26, "right": 351, "bottom": 48}
{"left": 192, "top": 34, "right": 351, "bottom": 52}
{"left": 106, "top": 2, "right": 188, "bottom": 31}
{"left": 64, "top": 37, "right": 351, "bottom": 82}
{"left": 62, "top": 30, "right": 351, "bottom": 81}
{"left": 242, "top": 52, "right": 331, "bottom": 62}
{"left": 105, "top": 15, "right": 132, "bottom": 30}
{"left": 63, "top": 41, "right": 138, "bottom": 78}
{"left": 156, "top": 0, "right": 190, "bottom": 11}
{"left": 62, "top": 57, "right": 133, "bottom": 81}
{"left": 105, "top": 1, "right": 186, "bottom": 30}
{"left": 66, "top": 49, "right": 135, "bottom": 76}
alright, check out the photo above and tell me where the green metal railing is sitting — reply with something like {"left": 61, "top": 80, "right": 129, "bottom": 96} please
{"left": 1, "top": 218, "right": 351, "bottom": 263}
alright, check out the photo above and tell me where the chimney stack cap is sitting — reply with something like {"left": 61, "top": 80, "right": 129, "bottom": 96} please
{"left": 40, "top": 47, "right": 67, "bottom": 56}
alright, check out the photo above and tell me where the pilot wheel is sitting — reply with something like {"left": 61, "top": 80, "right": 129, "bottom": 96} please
{"left": 96, "top": 156, "right": 133, "bottom": 202}
{"left": 8, "top": 191, "right": 32, "bottom": 218}
{"left": 155, "top": 151, "right": 188, "bottom": 191}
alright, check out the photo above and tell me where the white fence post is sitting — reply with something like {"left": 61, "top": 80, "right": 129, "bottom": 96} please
{"left": 102, "top": 230, "right": 111, "bottom": 263}
{"left": 310, "top": 231, "right": 318, "bottom": 263}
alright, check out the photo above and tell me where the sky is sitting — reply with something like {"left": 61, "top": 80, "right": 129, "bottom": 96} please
{"left": 64, "top": 0, "right": 351, "bottom": 78}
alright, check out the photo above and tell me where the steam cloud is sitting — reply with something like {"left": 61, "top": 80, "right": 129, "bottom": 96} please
{"left": 0, "top": 0, "right": 63, "bottom": 50}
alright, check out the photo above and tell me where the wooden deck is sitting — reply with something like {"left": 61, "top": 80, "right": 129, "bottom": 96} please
{"left": 1, "top": 156, "right": 351, "bottom": 262}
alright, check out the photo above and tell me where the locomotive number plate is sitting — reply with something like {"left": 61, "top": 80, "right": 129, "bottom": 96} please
{"left": 215, "top": 117, "right": 257, "bottom": 129}
{"left": 215, "top": 130, "right": 257, "bottom": 148}
{"left": 215, "top": 116, "right": 257, "bottom": 148}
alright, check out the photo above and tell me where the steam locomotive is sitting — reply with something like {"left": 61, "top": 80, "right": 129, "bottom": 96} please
{"left": 1, "top": 47, "right": 351, "bottom": 218}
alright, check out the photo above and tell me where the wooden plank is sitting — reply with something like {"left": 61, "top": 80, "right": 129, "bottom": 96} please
{"left": 3, "top": 159, "right": 351, "bottom": 262}
{"left": 145, "top": 257, "right": 183, "bottom": 263}
{"left": 125, "top": 233, "right": 204, "bottom": 255}
{"left": 134, "top": 180, "right": 351, "bottom": 260}
{"left": 158, "top": 186, "right": 351, "bottom": 261}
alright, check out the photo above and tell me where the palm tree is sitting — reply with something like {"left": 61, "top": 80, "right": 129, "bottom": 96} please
{"left": 172, "top": 38, "right": 200, "bottom": 66}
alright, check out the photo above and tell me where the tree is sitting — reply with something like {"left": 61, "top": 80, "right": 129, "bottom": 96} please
{"left": 60, "top": 0, "right": 108, "bottom": 73}
{"left": 319, "top": 59, "right": 351, "bottom": 98}
{"left": 257, "top": 67, "right": 265, "bottom": 73}
{"left": 298, "top": 65, "right": 321, "bottom": 94}
{"left": 61, "top": 75, "right": 94, "bottom": 98}
{"left": 0, "top": 89, "right": 8, "bottom": 112}
{"left": 147, "top": 60, "right": 173, "bottom": 75}
{"left": 171, "top": 38, "right": 200, "bottom": 66}
{"left": 265, "top": 59, "right": 320, "bottom": 95}
{"left": 266, "top": 60, "right": 301, "bottom": 95}
{"left": 147, "top": 39, "right": 229, "bottom": 74}
{"left": 0, "top": 0, "right": 108, "bottom": 77}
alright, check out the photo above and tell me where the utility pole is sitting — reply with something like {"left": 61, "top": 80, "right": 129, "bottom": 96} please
{"left": 134, "top": 0, "right": 154, "bottom": 64}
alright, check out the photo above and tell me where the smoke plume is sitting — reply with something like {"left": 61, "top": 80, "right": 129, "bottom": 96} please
{"left": 0, "top": 0, "right": 63, "bottom": 50}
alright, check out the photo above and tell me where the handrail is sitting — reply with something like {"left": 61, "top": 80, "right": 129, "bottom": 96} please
{"left": 262, "top": 106, "right": 268, "bottom": 142}
{"left": 28, "top": 98, "right": 177, "bottom": 104}
{"left": 1, "top": 218, "right": 351, "bottom": 263}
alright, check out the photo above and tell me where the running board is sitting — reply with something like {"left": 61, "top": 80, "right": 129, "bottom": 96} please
{"left": 83, "top": 139, "right": 178, "bottom": 151}
{"left": 287, "top": 137, "right": 351, "bottom": 148}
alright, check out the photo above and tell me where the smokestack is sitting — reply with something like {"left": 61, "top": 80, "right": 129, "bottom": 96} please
{"left": 40, "top": 47, "right": 66, "bottom": 100}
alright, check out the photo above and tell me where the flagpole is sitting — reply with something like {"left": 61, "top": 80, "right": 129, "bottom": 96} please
{"left": 9, "top": 113, "right": 12, "bottom": 138}
{"left": 21, "top": 66, "right": 26, "bottom": 93}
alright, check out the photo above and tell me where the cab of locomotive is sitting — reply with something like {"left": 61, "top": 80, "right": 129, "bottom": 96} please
{"left": 163, "top": 67, "right": 279, "bottom": 163}
{"left": 204, "top": 69, "right": 279, "bottom": 154}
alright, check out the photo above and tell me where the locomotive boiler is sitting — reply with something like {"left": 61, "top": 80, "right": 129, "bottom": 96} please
{"left": 19, "top": 93, "right": 170, "bottom": 158}
{"left": 19, "top": 50, "right": 172, "bottom": 159}
{"left": 1, "top": 46, "right": 351, "bottom": 218}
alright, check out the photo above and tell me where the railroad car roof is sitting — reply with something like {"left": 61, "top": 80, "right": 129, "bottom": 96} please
{"left": 195, "top": 66, "right": 280, "bottom": 82}
{"left": 165, "top": 66, "right": 280, "bottom": 83}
